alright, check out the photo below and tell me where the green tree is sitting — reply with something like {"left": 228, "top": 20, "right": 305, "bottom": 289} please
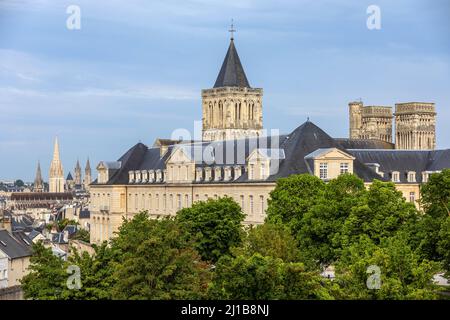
{"left": 61, "top": 243, "right": 116, "bottom": 300}
{"left": 111, "top": 212, "right": 211, "bottom": 299}
{"left": 342, "top": 180, "right": 418, "bottom": 246}
{"left": 21, "top": 242, "right": 67, "bottom": 300}
{"left": 176, "top": 197, "right": 245, "bottom": 263}
{"left": 234, "top": 223, "right": 301, "bottom": 263}
{"left": 413, "top": 170, "right": 450, "bottom": 264}
{"left": 266, "top": 174, "right": 325, "bottom": 235}
{"left": 14, "top": 179, "right": 24, "bottom": 187}
{"left": 297, "top": 174, "right": 366, "bottom": 265}
{"left": 335, "top": 234, "right": 441, "bottom": 300}
{"left": 210, "top": 253, "right": 331, "bottom": 300}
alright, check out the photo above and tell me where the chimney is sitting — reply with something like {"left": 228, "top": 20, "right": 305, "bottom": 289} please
{"left": 1, "top": 216, "right": 12, "bottom": 234}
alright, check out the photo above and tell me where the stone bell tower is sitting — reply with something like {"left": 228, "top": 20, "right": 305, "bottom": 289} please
{"left": 202, "top": 26, "right": 263, "bottom": 141}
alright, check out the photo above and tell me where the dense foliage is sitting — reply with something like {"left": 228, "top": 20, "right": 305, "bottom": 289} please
{"left": 21, "top": 171, "right": 450, "bottom": 300}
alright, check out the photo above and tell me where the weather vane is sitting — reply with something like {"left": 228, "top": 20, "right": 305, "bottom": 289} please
{"left": 229, "top": 19, "right": 236, "bottom": 40}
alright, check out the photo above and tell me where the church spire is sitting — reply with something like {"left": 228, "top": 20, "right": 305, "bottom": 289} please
{"left": 49, "top": 137, "right": 65, "bottom": 193}
{"left": 84, "top": 157, "right": 92, "bottom": 191}
{"left": 74, "top": 159, "right": 82, "bottom": 185}
{"left": 213, "top": 23, "right": 250, "bottom": 88}
{"left": 33, "top": 161, "right": 44, "bottom": 192}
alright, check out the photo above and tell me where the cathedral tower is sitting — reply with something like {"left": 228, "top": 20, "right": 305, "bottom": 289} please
{"left": 348, "top": 101, "right": 393, "bottom": 143}
{"left": 349, "top": 101, "right": 363, "bottom": 139}
{"left": 74, "top": 159, "right": 82, "bottom": 186}
{"left": 33, "top": 161, "right": 44, "bottom": 192}
{"left": 202, "top": 32, "right": 263, "bottom": 141}
{"left": 395, "top": 102, "right": 436, "bottom": 150}
{"left": 84, "top": 158, "right": 92, "bottom": 191}
{"left": 49, "top": 137, "right": 65, "bottom": 193}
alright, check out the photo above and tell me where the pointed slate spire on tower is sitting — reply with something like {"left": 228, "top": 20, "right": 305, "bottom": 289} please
{"left": 213, "top": 21, "right": 250, "bottom": 88}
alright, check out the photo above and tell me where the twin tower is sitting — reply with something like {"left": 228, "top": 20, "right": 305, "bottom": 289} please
{"left": 349, "top": 101, "right": 436, "bottom": 150}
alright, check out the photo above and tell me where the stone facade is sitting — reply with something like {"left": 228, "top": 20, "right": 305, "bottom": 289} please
{"left": 349, "top": 101, "right": 436, "bottom": 150}
{"left": 202, "top": 87, "right": 263, "bottom": 141}
{"left": 395, "top": 102, "right": 436, "bottom": 150}
{"left": 349, "top": 101, "right": 393, "bottom": 143}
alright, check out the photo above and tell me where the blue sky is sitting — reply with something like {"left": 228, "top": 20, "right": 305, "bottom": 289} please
{"left": 0, "top": 0, "right": 449, "bottom": 181}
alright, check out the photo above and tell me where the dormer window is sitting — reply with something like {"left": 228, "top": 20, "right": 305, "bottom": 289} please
{"left": 141, "top": 170, "right": 148, "bottom": 183}
{"left": 135, "top": 170, "right": 142, "bottom": 183}
{"left": 148, "top": 170, "right": 155, "bottom": 183}
{"left": 422, "top": 172, "right": 429, "bottom": 183}
{"left": 407, "top": 171, "right": 416, "bottom": 183}
{"left": 249, "top": 164, "right": 255, "bottom": 180}
{"left": 196, "top": 167, "right": 203, "bottom": 182}
{"left": 234, "top": 166, "right": 242, "bottom": 180}
{"left": 260, "top": 163, "right": 266, "bottom": 179}
{"left": 128, "top": 171, "right": 135, "bottom": 183}
{"left": 214, "top": 167, "right": 222, "bottom": 181}
{"left": 204, "top": 167, "right": 212, "bottom": 181}
{"left": 156, "top": 170, "right": 162, "bottom": 182}
{"left": 224, "top": 166, "right": 232, "bottom": 181}
{"left": 392, "top": 171, "right": 400, "bottom": 182}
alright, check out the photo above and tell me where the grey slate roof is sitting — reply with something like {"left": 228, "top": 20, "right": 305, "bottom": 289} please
{"left": 347, "top": 149, "right": 450, "bottom": 183}
{"left": 336, "top": 138, "right": 395, "bottom": 150}
{"left": 0, "top": 230, "right": 32, "bottom": 259}
{"left": 214, "top": 39, "right": 250, "bottom": 88}
{"left": 66, "top": 172, "right": 73, "bottom": 181}
{"left": 93, "top": 121, "right": 450, "bottom": 186}
{"left": 79, "top": 209, "right": 90, "bottom": 219}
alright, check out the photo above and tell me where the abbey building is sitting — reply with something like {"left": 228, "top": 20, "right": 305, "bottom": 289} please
{"left": 349, "top": 101, "right": 436, "bottom": 150}
{"left": 88, "top": 37, "right": 449, "bottom": 244}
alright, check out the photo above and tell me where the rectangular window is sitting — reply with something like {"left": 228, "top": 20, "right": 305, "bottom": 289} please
{"left": 141, "top": 194, "right": 145, "bottom": 209}
{"left": 185, "top": 194, "right": 189, "bottom": 207}
{"left": 260, "top": 195, "right": 264, "bottom": 214}
{"left": 156, "top": 194, "right": 159, "bottom": 210}
{"left": 177, "top": 194, "right": 182, "bottom": 210}
{"left": 410, "top": 192, "right": 415, "bottom": 203}
{"left": 120, "top": 193, "right": 125, "bottom": 209}
{"left": 392, "top": 172, "right": 400, "bottom": 182}
{"left": 134, "top": 194, "right": 138, "bottom": 210}
{"left": 170, "top": 194, "right": 173, "bottom": 209}
{"left": 240, "top": 195, "right": 245, "bottom": 209}
{"left": 250, "top": 164, "right": 254, "bottom": 179}
{"left": 163, "top": 194, "right": 166, "bottom": 209}
{"left": 340, "top": 163, "right": 349, "bottom": 174}
{"left": 319, "top": 163, "right": 328, "bottom": 179}
{"left": 260, "top": 163, "right": 265, "bottom": 179}
{"left": 249, "top": 195, "right": 254, "bottom": 214}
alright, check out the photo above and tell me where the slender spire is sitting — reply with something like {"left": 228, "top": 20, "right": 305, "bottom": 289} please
{"left": 52, "top": 136, "right": 60, "bottom": 161}
{"left": 33, "top": 161, "right": 44, "bottom": 192}
{"left": 49, "top": 136, "right": 64, "bottom": 192}
{"left": 213, "top": 27, "right": 250, "bottom": 88}
{"left": 85, "top": 158, "right": 91, "bottom": 171}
